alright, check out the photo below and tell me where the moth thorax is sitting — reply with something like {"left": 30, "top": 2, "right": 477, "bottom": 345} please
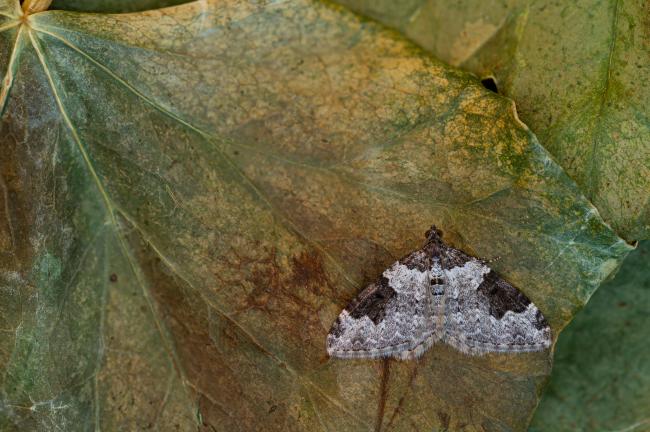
{"left": 428, "top": 264, "right": 445, "bottom": 296}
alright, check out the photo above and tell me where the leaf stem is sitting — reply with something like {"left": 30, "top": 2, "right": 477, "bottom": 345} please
{"left": 22, "top": 0, "right": 52, "bottom": 14}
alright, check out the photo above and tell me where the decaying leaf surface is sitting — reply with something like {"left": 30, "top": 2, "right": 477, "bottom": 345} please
{"left": 51, "top": 0, "right": 190, "bottom": 13}
{"left": 334, "top": 0, "right": 650, "bottom": 242}
{"left": 0, "top": 0, "right": 632, "bottom": 430}
{"left": 530, "top": 241, "right": 650, "bottom": 432}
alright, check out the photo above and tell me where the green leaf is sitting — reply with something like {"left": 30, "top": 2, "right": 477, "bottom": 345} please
{"left": 530, "top": 241, "right": 650, "bottom": 432}
{"left": 0, "top": 0, "right": 631, "bottom": 430}
{"left": 334, "top": 0, "right": 650, "bottom": 242}
{"left": 51, "top": 0, "right": 190, "bottom": 13}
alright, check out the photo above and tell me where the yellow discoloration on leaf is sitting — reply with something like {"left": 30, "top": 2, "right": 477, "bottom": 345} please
{"left": 336, "top": 0, "right": 650, "bottom": 241}
{"left": 22, "top": 0, "right": 52, "bottom": 14}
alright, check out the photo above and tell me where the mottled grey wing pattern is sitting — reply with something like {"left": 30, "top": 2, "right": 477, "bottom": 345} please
{"left": 326, "top": 250, "right": 440, "bottom": 360}
{"left": 441, "top": 260, "right": 551, "bottom": 355}
{"left": 326, "top": 226, "right": 552, "bottom": 360}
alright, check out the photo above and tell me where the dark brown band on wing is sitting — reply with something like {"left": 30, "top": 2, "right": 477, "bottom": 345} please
{"left": 438, "top": 246, "right": 473, "bottom": 270}
{"left": 476, "top": 270, "right": 531, "bottom": 319}
{"left": 346, "top": 276, "right": 396, "bottom": 324}
{"left": 399, "top": 249, "right": 430, "bottom": 271}
{"left": 534, "top": 309, "right": 550, "bottom": 330}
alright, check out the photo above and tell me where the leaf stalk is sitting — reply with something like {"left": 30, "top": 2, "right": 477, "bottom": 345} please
{"left": 22, "top": 0, "right": 52, "bottom": 14}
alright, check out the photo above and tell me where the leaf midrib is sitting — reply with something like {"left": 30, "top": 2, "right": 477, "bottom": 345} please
{"left": 26, "top": 25, "right": 196, "bottom": 422}
{"left": 585, "top": 0, "right": 621, "bottom": 200}
{"left": 0, "top": 22, "right": 22, "bottom": 113}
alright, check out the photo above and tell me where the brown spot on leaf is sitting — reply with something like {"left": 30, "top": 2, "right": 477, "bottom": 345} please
{"left": 289, "top": 250, "right": 329, "bottom": 295}
{"left": 437, "top": 411, "right": 451, "bottom": 430}
{"left": 134, "top": 238, "right": 291, "bottom": 431}
{"left": 0, "top": 122, "right": 34, "bottom": 266}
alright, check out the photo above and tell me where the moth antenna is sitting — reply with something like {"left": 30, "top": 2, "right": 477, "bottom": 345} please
{"left": 482, "top": 256, "right": 501, "bottom": 264}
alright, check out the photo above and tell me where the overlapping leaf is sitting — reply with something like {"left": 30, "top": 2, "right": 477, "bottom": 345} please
{"left": 531, "top": 241, "right": 650, "bottom": 432}
{"left": 0, "top": 0, "right": 631, "bottom": 430}
{"left": 335, "top": 0, "right": 650, "bottom": 242}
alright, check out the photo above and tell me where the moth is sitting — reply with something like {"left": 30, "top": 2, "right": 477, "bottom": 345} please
{"left": 327, "top": 226, "right": 552, "bottom": 360}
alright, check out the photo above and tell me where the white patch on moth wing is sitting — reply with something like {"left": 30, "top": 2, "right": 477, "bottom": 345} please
{"left": 443, "top": 260, "right": 552, "bottom": 354}
{"left": 326, "top": 263, "right": 442, "bottom": 360}
{"left": 444, "top": 304, "right": 552, "bottom": 355}
{"left": 444, "top": 259, "right": 490, "bottom": 298}
{"left": 381, "top": 262, "right": 429, "bottom": 298}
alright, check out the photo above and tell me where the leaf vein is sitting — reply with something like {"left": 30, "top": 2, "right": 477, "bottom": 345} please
{"left": 0, "top": 23, "right": 22, "bottom": 113}
{"left": 586, "top": 0, "right": 621, "bottom": 199}
{"left": 27, "top": 28, "right": 196, "bottom": 417}
{"left": 31, "top": 24, "right": 359, "bottom": 291}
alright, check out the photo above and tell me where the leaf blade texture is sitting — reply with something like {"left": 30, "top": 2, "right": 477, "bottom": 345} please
{"left": 334, "top": 0, "right": 650, "bottom": 241}
{"left": 0, "top": 0, "right": 632, "bottom": 430}
{"left": 531, "top": 241, "right": 650, "bottom": 432}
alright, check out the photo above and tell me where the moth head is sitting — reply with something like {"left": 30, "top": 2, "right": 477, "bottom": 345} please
{"left": 425, "top": 225, "right": 443, "bottom": 243}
